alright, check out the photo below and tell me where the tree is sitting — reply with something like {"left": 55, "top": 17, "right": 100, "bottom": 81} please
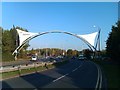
{"left": 2, "top": 29, "right": 15, "bottom": 61}
{"left": 2, "top": 30, "right": 15, "bottom": 53}
{"left": 10, "top": 25, "right": 18, "bottom": 49}
{"left": 67, "top": 49, "right": 73, "bottom": 57}
{"left": 83, "top": 49, "right": 92, "bottom": 59}
{"left": 0, "top": 27, "right": 2, "bottom": 52}
{"left": 106, "top": 21, "right": 120, "bottom": 63}
{"left": 100, "top": 50, "right": 107, "bottom": 57}
{"left": 2, "top": 26, "right": 30, "bottom": 61}
{"left": 10, "top": 25, "right": 29, "bottom": 50}
{"left": 10, "top": 26, "right": 30, "bottom": 59}
{"left": 72, "top": 50, "right": 79, "bottom": 57}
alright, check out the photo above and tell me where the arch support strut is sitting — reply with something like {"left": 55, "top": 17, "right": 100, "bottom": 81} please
{"left": 12, "top": 29, "right": 100, "bottom": 59}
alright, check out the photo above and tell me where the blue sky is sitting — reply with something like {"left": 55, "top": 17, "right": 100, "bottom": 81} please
{"left": 2, "top": 2, "right": 118, "bottom": 51}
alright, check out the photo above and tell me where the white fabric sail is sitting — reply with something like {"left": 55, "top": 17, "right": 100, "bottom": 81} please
{"left": 16, "top": 29, "right": 38, "bottom": 46}
{"left": 77, "top": 32, "right": 98, "bottom": 46}
{"left": 13, "top": 30, "right": 99, "bottom": 56}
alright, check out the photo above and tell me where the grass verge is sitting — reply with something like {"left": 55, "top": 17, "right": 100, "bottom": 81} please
{"left": 1, "top": 60, "right": 69, "bottom": 80}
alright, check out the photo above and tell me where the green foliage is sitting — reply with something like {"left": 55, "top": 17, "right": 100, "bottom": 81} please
{"left": 100, "top": 49, "right": 107, "bottom": 57}
{"left": 10, "top": 26, "right": 18, "bottom": 48}
{"left": 15, "top": 26, "right": 28, "bottom": 32}
{"left": 2, "top": 30, "right": 15, "bottom": 53}
{"left": 67, "top": 49, "right": 73, "bottom": 57}
{"left": 2, "top": 52, "right": 14, "bottom": 62}
{"left": 72, "top": 50, "right": 79, "bottom": 57}
{"left": 2, "top": 26, "right": 30, "bottom": 61}
{"left": 10, "top": 26, "right": 29, "bottom": 48}
{"left": 83, "top": 49, "right": 92, "bottom": 59}
{"left": 66, "top": 49, "right": 79, "bottom": 57}
{"left": 94, "top": 60, "right": 119, "bottom": 88}
{"left": 28, "top": 48, "right": 67, "bottom": 57}
{"left": 1, "top": 60, "right": 69, "bottom": 79}
{"left": 106, "top": 21, "right": 120, "bottom": 63}
{"left": 0, "top": 27, "right": 2, "bottom": 53}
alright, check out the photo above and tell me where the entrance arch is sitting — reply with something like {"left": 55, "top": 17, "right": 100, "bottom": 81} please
{"left": 12, "top": 29, "right": 100, "bottom": 59}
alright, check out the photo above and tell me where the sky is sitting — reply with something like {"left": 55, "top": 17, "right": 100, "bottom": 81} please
{"left": 1, "top": 1, "right": 118, "bottom": 51}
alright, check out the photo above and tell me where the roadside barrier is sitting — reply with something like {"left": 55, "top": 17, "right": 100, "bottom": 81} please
{"left": 0, "top": 60, "right": 67, "bottom": 73}
{"left": 0, "top": 62, "right": 52, "bottom": 73}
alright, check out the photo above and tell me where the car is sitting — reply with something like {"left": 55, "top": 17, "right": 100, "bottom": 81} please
{"left": 71, "top": 56, "right": 76, "bottom": 59}
{"left": 31, "top": 55, "right": 38, "bottom": 61}
{"left": 78, "top": 55, "right": 87, "bottom": 60}
{"left": 102, "top": 57, "right": 111, "bottom": 61}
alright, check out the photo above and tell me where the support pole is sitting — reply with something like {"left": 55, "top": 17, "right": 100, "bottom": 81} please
{"left": 98, "top": 29, "right": 101, "bottom": 52}
{"left": 14, "top": 53, "right": 18, "bottom": 61}
{"left": 98, "top": 29, "right": 101, "bottom": 59}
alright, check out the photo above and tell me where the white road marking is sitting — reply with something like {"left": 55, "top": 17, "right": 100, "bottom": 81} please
{"left": 53, "top": 73, "right": 69, "bottom": 82}
{"left": 52, "top": 62, "right": 84, "bottom": 82}
{"left": 78, "top": 65, "right": 82, "bottom": 68}
{"left": 72, "top": 63, "right": 83, "bottom": 72}
{"left": 94, "top": 62, "right": 102, "bottom": 90}
{"left": 72, "top": 68, "right": 78, "bottom": 72}
{"left": 99, "top": 66, "right": 102, "bottom": 90}
{"left": 95, "top": 65, "right": 100, "bottom": 90}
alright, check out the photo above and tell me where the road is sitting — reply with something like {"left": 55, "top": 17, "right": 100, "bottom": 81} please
{"left": 0, "top": 58, "right": 63, "bottom": 73}
{"left": 1, "top": 59, "right": 107, "bottom": 89}
{"left": 1, "top": 58, "right": 44, "bottom": 67}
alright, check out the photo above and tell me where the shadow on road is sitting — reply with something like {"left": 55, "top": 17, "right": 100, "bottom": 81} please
{"left": 2, "top": 60, "right": 106, "bottom": 89}
{"left": 20, "top": 72, "right": 56, "bottom": 88}
{"left": 51, "top": 60, "right": 99, "bottom": 88}
{"left": 2, "top": 81, "right": 12, "bottom": 90}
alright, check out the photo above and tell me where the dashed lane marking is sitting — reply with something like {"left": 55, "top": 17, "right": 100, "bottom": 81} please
{"left": 52, "top": 62, "right": 84, "bottom": 83}
{"left": 52, "top": 73, "right": 69, "bottom": 82}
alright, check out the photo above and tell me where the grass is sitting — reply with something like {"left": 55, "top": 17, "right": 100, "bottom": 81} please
{"left": 1, "top": 60, "right": 69, "bottom": 80}
{"left": 20, "top": 67, "right": 36, "bottom": 75}
{"left": 2, "top": 70, "right": 19, "bottom": 79}
{"left": 93, "top": 60, "right": 119, "bottom": 88}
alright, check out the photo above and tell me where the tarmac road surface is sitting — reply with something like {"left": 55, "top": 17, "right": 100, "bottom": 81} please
{"left": 1, "top": 59, "right": 107, "bottom": 89}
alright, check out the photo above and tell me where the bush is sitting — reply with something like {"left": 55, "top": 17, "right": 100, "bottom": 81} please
{"left": 2, "top": 53, "right": 14, "bottom": 62}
